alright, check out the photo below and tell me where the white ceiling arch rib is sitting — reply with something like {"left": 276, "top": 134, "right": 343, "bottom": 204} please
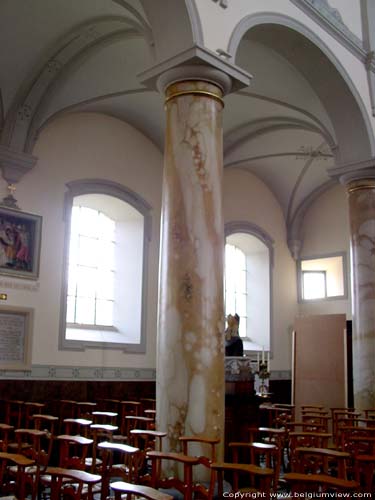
{"left": 23, "top": 30, "right": 149, "bottom": 154}
{"left": 224, "top": 116, "right": 335, "bottom": 159}
{"left": 1, "top": 15, "right": 152, "bottom": 154}
{"left": 235, "top": 90, "right": 337, "bottom": 149}
{"left": 228, "top": 12, "right": 374, "bottom": 163}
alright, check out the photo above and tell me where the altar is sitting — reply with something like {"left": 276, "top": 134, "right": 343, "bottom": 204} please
{"left": 224, "top": 356, "right": 257, "bottom": 447}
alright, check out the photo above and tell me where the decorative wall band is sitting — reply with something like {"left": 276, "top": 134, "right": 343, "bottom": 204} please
{"left": 0, "top": 364, "right": 291, "bottom": 381}
{"left": 0, "top": 365, "right": 156, "bottom": 381}
{"left": 165, "top": 90, "right": 224, "bottom": 108}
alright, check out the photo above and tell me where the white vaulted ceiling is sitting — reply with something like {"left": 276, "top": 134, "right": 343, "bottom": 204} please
{"left": 0, "top": 0, "right": 356, "bottom": 238}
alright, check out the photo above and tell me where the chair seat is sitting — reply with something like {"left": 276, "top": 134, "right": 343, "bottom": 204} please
{"left": 8, "top": 464, "right": 38, "bottom": 475}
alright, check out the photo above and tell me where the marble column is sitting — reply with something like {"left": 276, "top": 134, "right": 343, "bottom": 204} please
{"left": 156, "top": 71, "right": 228, "bottom": 464}
{"left": 346, "top": 176, "right": 375, "bottom": 409}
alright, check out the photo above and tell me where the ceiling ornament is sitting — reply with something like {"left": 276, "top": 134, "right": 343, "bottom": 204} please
{"left": 295, "top": 145, "right": 333, "bottom": 161}
{"left": 211, "top": 0, "right": 228, "bottom": 9}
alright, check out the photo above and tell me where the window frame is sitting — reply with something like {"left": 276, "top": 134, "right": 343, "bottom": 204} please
{"left": 59, "top": 179, "right": 152, "bottom": 352}
{"left": 297, "top": 251, "right": 348, "bottom": 304}
{"left": 225, "top": 221, "right": 274, "bottom": 355}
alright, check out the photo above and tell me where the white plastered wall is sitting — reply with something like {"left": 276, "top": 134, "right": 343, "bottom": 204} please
{"left": 223, "top": 168, "right": 298, "bottom": 371}
{"left": 298, "top": 184, "right": 352, "bottom": 318}
{"left": 2, "top": 112, "right": 163, "bottom": 369}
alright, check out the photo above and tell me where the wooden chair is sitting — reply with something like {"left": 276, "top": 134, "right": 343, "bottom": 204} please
{"left": 123, "top": 416, "right": 154, "bottom": 442}
{"left": 301, "top": 405, "right": 325, "bottom": 412}
{"left": 179, "top": 435, "right": 220, "bottom": 498}
{"left": 301, "top": 413, "right": 330, "bottom": 432}
{"left": 9, "top": 429, "right": 49, "bottom": 500}
{"left": 30, "top": 414, "right": 59, "bottom": 464}
{"left": 97, "top": 440, "right": 143, "bottom": 500}
{"left": 0, "top": 451, "right": 35, "bottom": 499}
{"left": 130, "top": 430, "right": 167, "bottom": 484}
{"left": 118, "top": 402, "right": 142, "bottom": 436}
{"left": 140, "top": 399, "right": 156, "bottom": 412}
{"left": 75, "top": 402, "right": 97, "bottom": 420}
{"left": 354, "top": 454, "right": 375, "bottom": 493}
{"left": 289, "top": 432, "right": 331, "bottom": 471}
{"left": 63, "top": 418, "right": 93, "bottom": 437}
{"left": 56, "top": 434, "right": 93, "bottom": 470}
{"left": 210, "top": 461, "right": 273, "bottom": 497}
{"left": 86, "top": 424, "right": 118, "bottom": 472}
{"left": 44, "top": 466, "right": 101, "bottom": 500}
{"left": 23, "top": 403, "right": 45, "bottom": 429}
{"left": 110, "top": 480, "right": 173, "bottom": 500}
{"left": 91, "top": 411, "right": 118, "bottom": 426}
{"left": 0, "top": 425, "right": 13, "bottom": 452}
{"left": 284, "top": 472, "right": 358, "bottom": 493}
{"left": 364, "top": 409, "right": 375, "bottom": 419}
{"left": 147, "top": 451, "right": 200, "bottom": 500}
{"left": 294, "top": 447, "right": 350, "bottom": 479}
{"left": 229, "top": 441, "right": 279, "bottom": 492}
{"left": 4, "top": 402, "right": 24, "bottom": 430}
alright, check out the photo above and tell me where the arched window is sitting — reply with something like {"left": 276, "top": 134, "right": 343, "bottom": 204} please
{"left": 60, "top": 180, "right": 151, "bottom": 352}
{"left": 225, "top": 222, "right": 273, "bottom": 352}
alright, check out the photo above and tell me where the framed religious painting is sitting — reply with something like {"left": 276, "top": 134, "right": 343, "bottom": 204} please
{"left": 0, "top": 207, "right": 42, "bottom": 280}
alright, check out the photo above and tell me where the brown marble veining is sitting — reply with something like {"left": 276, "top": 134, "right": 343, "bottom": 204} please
{"left": 157, "top": 80, "right": 225, "bottom": 467}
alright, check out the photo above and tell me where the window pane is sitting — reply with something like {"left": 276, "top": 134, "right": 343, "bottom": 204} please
{"left": 97, "top": 240, "right": 115, "bottom": 270}
{"left": 78, "top": 236, "right": 98, "bottom": 267}
{"left": 96, "top": 299, "right": 114, "bottom": 326}
{"left": 67, "top": 266, "right": 78, "bottom": 296}
{"left": 78, "top": 207, "right": 98, "bottom": 237}
{"left": 303, "top": 272, "right": 326, "bottom": 300}
{"left": 76, "top": 267, "right": 96, "bottom": 298}
{"left": 239, "top": 316, "right": 247, "bottom": 338}
{"left": 236, "top": 293, "right": 247, "bottom": 316}
{"left": 66, "top": 296, "right": 76, "bottom": 323}
{"left": 75, "top": 297, "right": 95, "bottom": 324}
{"left": 96, "top": 270, "right": 114, "bottom": 300}
{"left": 98, "top": 213, "right": 115, "bottom": 240}
{"left": 225, "top": 242, "right": 248, "bottom": 338}
{"left": 67, "top": 202, "right": 117, "bottom": 328}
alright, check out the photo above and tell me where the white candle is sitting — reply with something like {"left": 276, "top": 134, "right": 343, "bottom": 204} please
{"left": 267, "top": 351, "right": 270, "bottom": 367}
{"left": 257, "top": 352, "right": 260, "bottom": 364}
{"left": 262, "top": 347, "right": 265, "bottom": 363}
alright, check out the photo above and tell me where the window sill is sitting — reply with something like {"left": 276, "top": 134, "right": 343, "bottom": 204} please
{"left": 67, "top": 323, "right": 119, "bottom": 332}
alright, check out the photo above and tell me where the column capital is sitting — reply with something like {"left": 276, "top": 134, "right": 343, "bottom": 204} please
{"left": 138, "top": 44, "right": 251, "bottom": 95}
{"left": 328, "top": 157, "right": 375, "bottom": 186}
{"left": 0, "top": 145, "right": 37, "bottom": 184}
{"left": 0, "top": 145, "right": 37, "bottom": 208}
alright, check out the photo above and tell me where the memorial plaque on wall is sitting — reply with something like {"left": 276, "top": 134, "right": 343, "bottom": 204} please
{"left": 0, "top": 307, "right": 33, "bottom": 370}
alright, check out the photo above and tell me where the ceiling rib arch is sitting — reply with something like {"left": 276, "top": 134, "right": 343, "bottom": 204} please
{"left": 224, "top": 117, "right": 335, "bottom": 158}
{"left": 236, "top": 90, "right": 337, "bottom": 149}
{"left": 227, "top": 12, "right": 374, "bottom": 163}
{"left": 1, "top": 16, "right": 152, "bottom": 153}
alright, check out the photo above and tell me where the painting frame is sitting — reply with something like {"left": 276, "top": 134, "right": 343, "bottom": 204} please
{"left": 0, "top": 206, "right": 42, "bottom": 280}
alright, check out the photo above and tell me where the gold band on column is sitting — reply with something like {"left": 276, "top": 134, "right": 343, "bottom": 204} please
{"left": 348, "top": 179, "right": 375, "bottom": 194}
{"left": 165, "top": 89, "right": 224, "bottom": 108}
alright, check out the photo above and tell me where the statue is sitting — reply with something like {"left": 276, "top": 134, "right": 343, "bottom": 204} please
{"left": 225, "top": 313, "right": 244, "bottom": 357}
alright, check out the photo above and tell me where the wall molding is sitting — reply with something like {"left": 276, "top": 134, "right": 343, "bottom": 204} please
{"left": 290, "top": 0, "right": 375, "bottom": 72}
{"left": 0, "top": 364, "right": 156, "bottom": 381}
{"left": 0, "top": 363, "right": 291, "bottom": 382}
